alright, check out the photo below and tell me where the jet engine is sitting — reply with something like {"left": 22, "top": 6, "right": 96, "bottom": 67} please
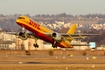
{"left": 51, "top": 32, "right": 62, "bottom": 41}
{"left": 18, "top": 32, "right": 28, "bottom": 40}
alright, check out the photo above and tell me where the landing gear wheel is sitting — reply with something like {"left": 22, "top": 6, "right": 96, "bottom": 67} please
{"left": 52, "top": 40, "right": 57, "bottom": 48}
{"left": 33, "top": 44, "right": 39, "bottom": 48}
{"left": 52, "top": 44, "right": 57, "bottom": 48}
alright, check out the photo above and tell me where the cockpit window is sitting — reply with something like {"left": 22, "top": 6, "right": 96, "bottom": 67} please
{"left": 18, "top": 17, "right": 25, "bottom": 19}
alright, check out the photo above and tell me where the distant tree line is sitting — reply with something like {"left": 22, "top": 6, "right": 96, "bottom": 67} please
{"left": 34, "top": 13, "right": 105, "bottom": 18}
{"left": 1, "top": 13, "right": 105, "bottom": 18}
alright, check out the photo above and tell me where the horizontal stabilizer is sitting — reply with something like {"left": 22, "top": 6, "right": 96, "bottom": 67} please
{"left": 71, "top": 44, "right": 90, "bottom": 46}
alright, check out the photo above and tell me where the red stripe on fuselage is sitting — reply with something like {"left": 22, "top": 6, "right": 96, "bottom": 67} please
{"left": 17, "top": 22, "right": 65, "bottom": 48}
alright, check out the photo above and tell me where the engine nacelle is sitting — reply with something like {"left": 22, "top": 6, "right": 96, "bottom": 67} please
{"left": 18, "top": 32, "right": 28, "bottom": 40}
{"left": 51, "top": 32, "right": 62, "bottom": 41}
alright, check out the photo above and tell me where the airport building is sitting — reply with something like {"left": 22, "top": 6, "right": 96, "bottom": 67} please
{"left": 71, "top": 40, "right": 89, "bottom": 50}
{"left": 0, "top": 32, "right": 16, "bottom": 50}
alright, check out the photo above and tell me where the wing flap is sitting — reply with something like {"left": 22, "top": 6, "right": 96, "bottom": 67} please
{"left": 61, "top": 33, "right": 99, "bottom": 38}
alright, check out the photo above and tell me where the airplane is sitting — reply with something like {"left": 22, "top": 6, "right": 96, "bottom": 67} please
{"left": 5, "top": 16, "right": 99, "bottom": 48}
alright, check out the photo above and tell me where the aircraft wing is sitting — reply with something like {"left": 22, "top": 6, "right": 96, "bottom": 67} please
{"left": 61, "top": 33, "right": 99, "bottom": 38}
{"left": 45, "top": 32, "right": 99, "bottom": 39}
{"left": 4, "top": 32, "right": 19, "bottom": 35}
{"left": 4, "top": 32, "right": 33, "bottom": 35}
{"left": 4, "top": 32, "right": 99, "bottom": 39}
{"left": 3, "top": 32, "right": 35, "bottom": 38}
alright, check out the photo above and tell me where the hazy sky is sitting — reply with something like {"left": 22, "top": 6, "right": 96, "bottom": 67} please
{"left": 0, "top": 0, "right": 105, "bottom": 15}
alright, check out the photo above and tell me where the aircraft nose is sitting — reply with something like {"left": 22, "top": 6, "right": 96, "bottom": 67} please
{"left": 16, "top": 19, "right": 22, "bottom": 24}
{"left": 16, "top": 19, "right": 23, "bottom": 25}
{"left": 16, "top": 19, "right": 19, "bottom": 23}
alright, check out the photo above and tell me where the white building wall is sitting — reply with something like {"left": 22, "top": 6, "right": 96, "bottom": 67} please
{"left": 43, "top": 44, "right": 52, "bottom": 50}
{"left": 71, "top": 40, "right": 89, "bottom": 50}
{"left": 37, "top": 39, "right": 44, "bottom": 50}
{"left": 23, "top": 40, "right": 28, "bottom": 50}
{"left": 28, "top": 38, "right": 35, "bottom": 50}
{"left": 0, "top": 32, "right": 16, "bottom": 41}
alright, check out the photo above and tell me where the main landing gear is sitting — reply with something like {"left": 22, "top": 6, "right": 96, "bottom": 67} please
{"left": 33, "top": 37, "right": 39, "bottom": 48}
{"left": 52, "top": 44, "right": 57, "bottom": 48}
{"left": 52, "top": 41, "right": 57, "bottom": 48}
{"left": 33, "top": 43, "right": 39, "bottom": 48}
